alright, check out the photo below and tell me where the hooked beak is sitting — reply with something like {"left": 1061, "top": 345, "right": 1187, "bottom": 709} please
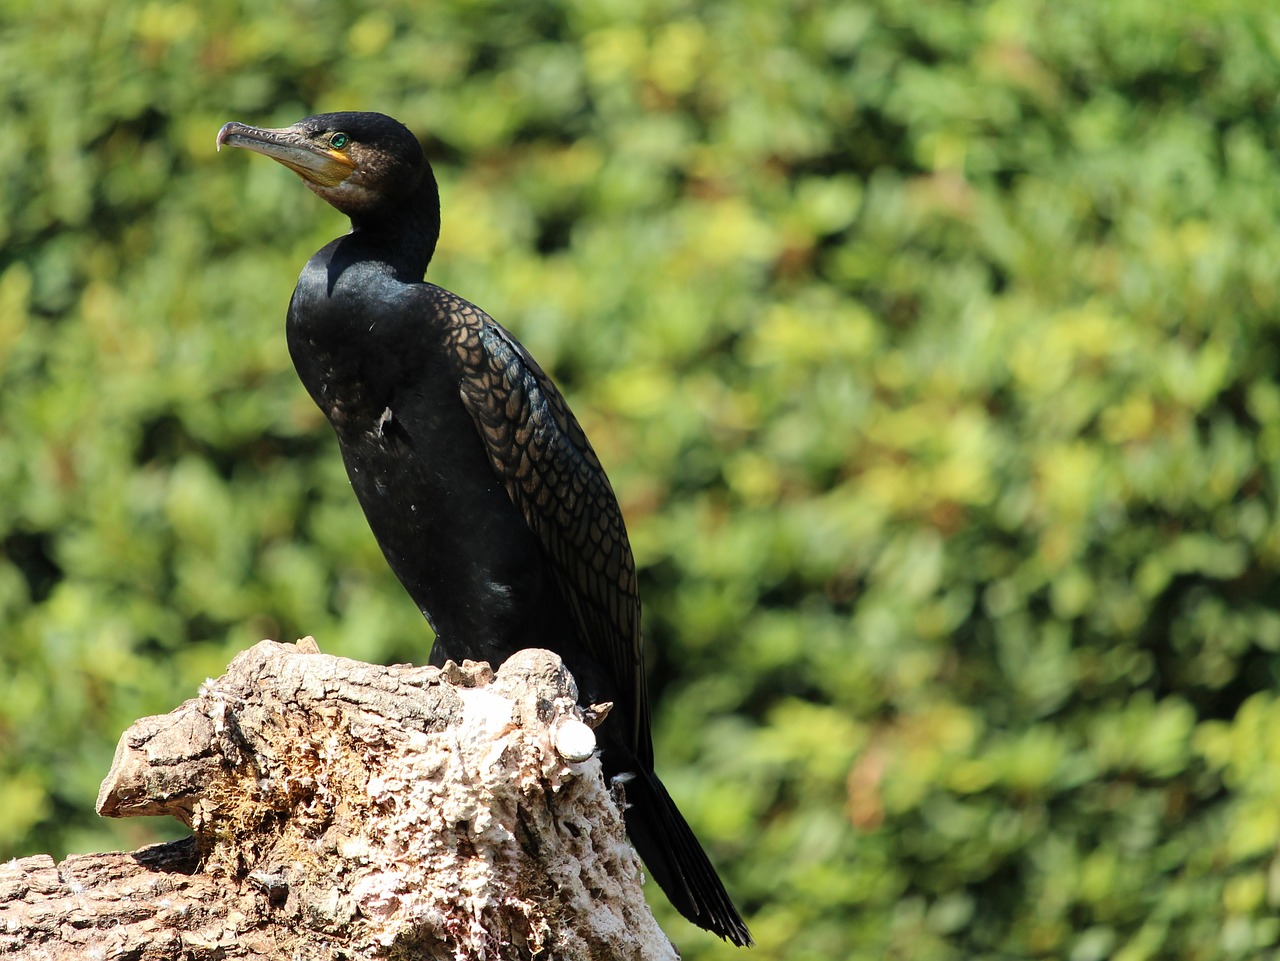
{"left": 216, "top": 121, "right": 356, "bottom": 187}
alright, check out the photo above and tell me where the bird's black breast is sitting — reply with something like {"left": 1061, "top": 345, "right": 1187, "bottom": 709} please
{"left": 284, "top": 245, "right": 576, "bottom": 662}
{"left": 286, "top": 238, "right": 645, "bottom": 741}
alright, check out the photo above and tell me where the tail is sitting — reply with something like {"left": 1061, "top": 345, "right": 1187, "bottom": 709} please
{"left": 620, "top": 765, "right": 753, "bottom": 947}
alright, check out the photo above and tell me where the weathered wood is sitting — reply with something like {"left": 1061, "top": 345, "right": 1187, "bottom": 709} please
{"left": 0, "top": 639, "right": 677, "bottom": 960}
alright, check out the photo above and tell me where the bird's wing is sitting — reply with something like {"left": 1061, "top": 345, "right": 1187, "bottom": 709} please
{"left": 445, "top": 295, "right": 651, "bottom": 762}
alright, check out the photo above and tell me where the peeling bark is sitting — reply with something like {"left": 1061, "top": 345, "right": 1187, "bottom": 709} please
{"left": 0, "top": 639, "right": 678, "bottom": 961}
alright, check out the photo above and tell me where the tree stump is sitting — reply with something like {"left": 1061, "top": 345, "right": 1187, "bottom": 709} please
{"left": 0, "top": 639, "right": 678, "bottom": 960}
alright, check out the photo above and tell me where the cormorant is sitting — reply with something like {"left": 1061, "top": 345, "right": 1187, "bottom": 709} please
{"left": 216, "top": 111, "right": 750, "bottom": 946}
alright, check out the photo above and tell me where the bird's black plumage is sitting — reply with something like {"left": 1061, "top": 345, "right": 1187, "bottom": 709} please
{"left": 217, "top": 111, "right": 750, "bottom": 946}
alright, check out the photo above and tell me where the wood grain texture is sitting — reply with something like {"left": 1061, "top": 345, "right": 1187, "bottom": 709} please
{"left": 1, "top": 640, "right": 676, "bottom": 961}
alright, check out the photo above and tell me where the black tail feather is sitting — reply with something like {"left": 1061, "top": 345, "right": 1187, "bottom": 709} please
{"left": 619, "top": 765, "right": 753, "bottom": 947}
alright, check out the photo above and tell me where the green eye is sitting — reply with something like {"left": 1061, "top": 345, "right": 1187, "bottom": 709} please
{"left": 330, "top": 133, "right": 349, "bottom": 149}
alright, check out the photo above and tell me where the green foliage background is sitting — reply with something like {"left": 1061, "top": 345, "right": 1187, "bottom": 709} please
{"left": 4, "top": 0, "right": 1280, "bottom": 957}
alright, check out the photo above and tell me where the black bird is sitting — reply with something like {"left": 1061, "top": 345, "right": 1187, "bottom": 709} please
{"left": 216, "top": 111, "right": 750, "bottom": 946}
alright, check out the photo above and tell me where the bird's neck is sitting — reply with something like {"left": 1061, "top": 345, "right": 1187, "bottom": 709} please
{"left": 345, "top": 170, "right": 442, "bottom": 282}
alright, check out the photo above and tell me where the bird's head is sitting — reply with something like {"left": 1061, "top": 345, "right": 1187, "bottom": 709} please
{"left": 217, "top": 111, "right": 429, "bottom": 220}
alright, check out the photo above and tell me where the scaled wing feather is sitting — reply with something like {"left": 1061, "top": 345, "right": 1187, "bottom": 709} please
{"left": 446, "top": 296, "right": 651, "bottom": 763}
